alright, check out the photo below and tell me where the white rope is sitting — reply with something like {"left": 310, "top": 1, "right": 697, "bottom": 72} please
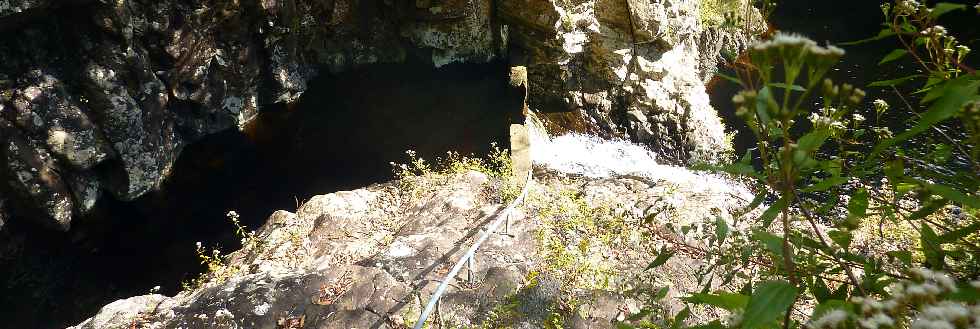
{"left": 413, "top": 170, "right": 532, "bottom": 329}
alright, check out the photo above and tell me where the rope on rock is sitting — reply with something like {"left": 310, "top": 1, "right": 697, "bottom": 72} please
{"left": 413, "top": 169, "right": 533, "bottom": 329}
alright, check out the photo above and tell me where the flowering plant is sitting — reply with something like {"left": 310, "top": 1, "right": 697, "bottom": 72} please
{"left": 621, "top": 2, "right": 980, "bottom": 328}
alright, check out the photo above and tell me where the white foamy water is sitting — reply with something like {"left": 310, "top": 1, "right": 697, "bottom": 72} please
{"left": 527, "top": 117, "right": 754, "bottom": 203}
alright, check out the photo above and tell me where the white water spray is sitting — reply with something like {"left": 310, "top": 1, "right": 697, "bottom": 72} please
{"left": 527, "top": 114, "right": 754, "bottom": 206}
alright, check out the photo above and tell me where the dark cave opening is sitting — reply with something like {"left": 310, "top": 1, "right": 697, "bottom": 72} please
{"left": 0, "top": 61, "right": 516, "bottom": 328}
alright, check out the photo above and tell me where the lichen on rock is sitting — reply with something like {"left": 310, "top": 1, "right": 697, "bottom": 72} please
{"left": 72, "top": 139, "right": 754, "bottom": 327}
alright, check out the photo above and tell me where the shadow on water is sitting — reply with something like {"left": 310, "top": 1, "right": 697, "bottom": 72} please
{"left": 710, "top": 0, "right": 980, "bottom": 156}
{"left": 0, "top": 61, "right": 513, "bottom": 328}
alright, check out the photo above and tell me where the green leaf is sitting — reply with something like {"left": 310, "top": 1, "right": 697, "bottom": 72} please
{"left": 756, "top": 86, "right": 774, "bottom": 126}
{"left": 920, "top": 224, "right": 946, "bottom": 268}
{"left": 672, "top": 307, "right": 691, "bottom": 329}
{"left": 769, "top": 82, "right": 806, "bottom": 92}
{"left": 938, "top": 222, "right": 980, "bottom": 243}
{"left": 867, "top": 74, "right": 921, "bottom": 87}
{"left": 759, "top": 196, "right": 788, "bottom": 227}
{"left": 839, "top": 29, "right": 895, "bottom": 46}
{"left": 908, "top": 198, "right": 949, "bottom": 221}
{"left": 887, "top": 250, "right": 913, "bottom": 266}
{"left": 924, "top": 183, "right": 980, "bottom": 208}
{"left": 647, "top": 247, "right": 676, "bottom": 270}
{"left": 811, "top": 278, "right": 832, "bottom": 303}
{"left": 798, "top": 129, "right": 831, "bottom": 153}
{"left": 803, "top": 176, "right": 848, "bottom": 193}
{"left": 872, "top": 76, "right": 980, "bottom": 158}
{"left": 742, "top": 281, "right": 799, "bottom": 329}
{"left": 878, "top": 49, "right": 908, "bottom": 65}
{"left": 930, "top": 2, "right": 967, "bottom": 18}
{"left": 683, "top": 292, "right": 749, "bottom": 311}
{"left": 738, "top": 190, "right": 768, "bottom": 217}
{"left": 716, "top": 217, "right": 730, "bottom": 244}
{"left": 753, "top": 231, "right": 785, "bottom": 258}
{"left": 948, "top": 282, "right": 980, "bottom": 302}
{"left": 847, "top": 189, "right": 869, "bottom": 220}
{"left": 829, "top": 230, "right": 853, "bottom": 249}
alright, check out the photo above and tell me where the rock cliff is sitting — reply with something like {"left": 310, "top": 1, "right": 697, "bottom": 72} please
{"left": 0, "top": 0, "right": 759, "bottom": 231}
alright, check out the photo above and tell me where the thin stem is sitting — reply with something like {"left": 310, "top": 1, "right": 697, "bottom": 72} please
{"left": 648, "top": 225, "right": 854, "bottom": 286}
{"left": 791, "top": 190, "right": 869, "bottom": 296}
{"left": 868, "top": 194, "right": 980, "bottom": 253}
{"left": 892, "top": 16, "right": 932, "bottom": 73}
{"left": 890, "top": 85, "right": 980, "bottom": 173}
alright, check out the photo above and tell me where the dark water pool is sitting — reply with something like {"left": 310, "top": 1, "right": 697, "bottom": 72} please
{"left": 0, "top": 61, "right": 514, "bottom": 328}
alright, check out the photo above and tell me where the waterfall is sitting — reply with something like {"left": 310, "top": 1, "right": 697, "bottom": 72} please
{"left": 526, "top": 112, "right": 754, "bottom": 205}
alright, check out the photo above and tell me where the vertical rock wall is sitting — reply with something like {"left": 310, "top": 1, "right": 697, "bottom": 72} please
{"left": 0, "top": 0, "right": 758, "bottom": 230}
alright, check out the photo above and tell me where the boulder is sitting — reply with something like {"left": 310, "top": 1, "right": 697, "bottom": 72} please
{"left": 78, "top": 40, "right": 177, "bottom": 201}
{"left": 0, "top": 118, "right": 74, "bottom": 230}
{"left": 8, "top": 69, "right": 111, "bottom": 170}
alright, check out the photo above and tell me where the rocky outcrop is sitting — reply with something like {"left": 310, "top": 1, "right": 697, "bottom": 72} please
{"left": 501, "top": 0, "right": 763, "bottom": 164}
{"left": 0, "top": 0, "right": 757, "bottom": 234}
{"left": 73, "top": 164, "right": 753, "bottom": 328}
{"left": 0, "top": 0, "right": 509, "bottom": 231}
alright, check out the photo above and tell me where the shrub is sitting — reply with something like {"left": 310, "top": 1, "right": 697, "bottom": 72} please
{"left": 626, "top": 2, "right": 980, "bottom": 328}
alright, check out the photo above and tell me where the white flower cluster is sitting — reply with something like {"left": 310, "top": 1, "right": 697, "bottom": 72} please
{"left": 895, "top": 0, "right": 922, "bottom": 15}
{"left": 831, "top": 268, "right": 980, "bottom": 329}
{"left": 912, "top": 301, "right": 976, "bottom": 329}
{"left": 753, "top": 32, "right": 815, "bottom": 51}
{"left": 752, "top": 32, "right": 845, "bottom": 57}
{"left": 873, "top": 127, "right": 894, "bottom": 139}
{"left": 873, "top": 99, "right": 890, "bottom": 113}
{"left": 809, "top": 309, "right": 849, "bottom": 329}
{"left": 921, "top": 26, "right": 949, "bottom": 37}
{"left": 852, "top": 296, "right": 898, "bottom": 329}
{"left": 908, "top": 268, "right": 958, "bottom": 293}
{"left": 809, "top": 111, "right": 846, "bottom": 130}
{"left": 860, "top": 312, "right": 896, "bottom": 329}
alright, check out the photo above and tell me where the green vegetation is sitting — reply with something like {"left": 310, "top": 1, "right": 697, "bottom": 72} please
{"left": 181, "top": 211, "right": 260, "bottom": 290}
{"left": 392, "top": 143, "right": 518, "bottom": 203}
{"left": 699, "top": 0, "right": 774, "bottom": 29}
{"left": 532, "top": 187, "right": 622, "bottom": 293}
{"left": 625, "top": 1, "right": 980, "bottom": 328}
